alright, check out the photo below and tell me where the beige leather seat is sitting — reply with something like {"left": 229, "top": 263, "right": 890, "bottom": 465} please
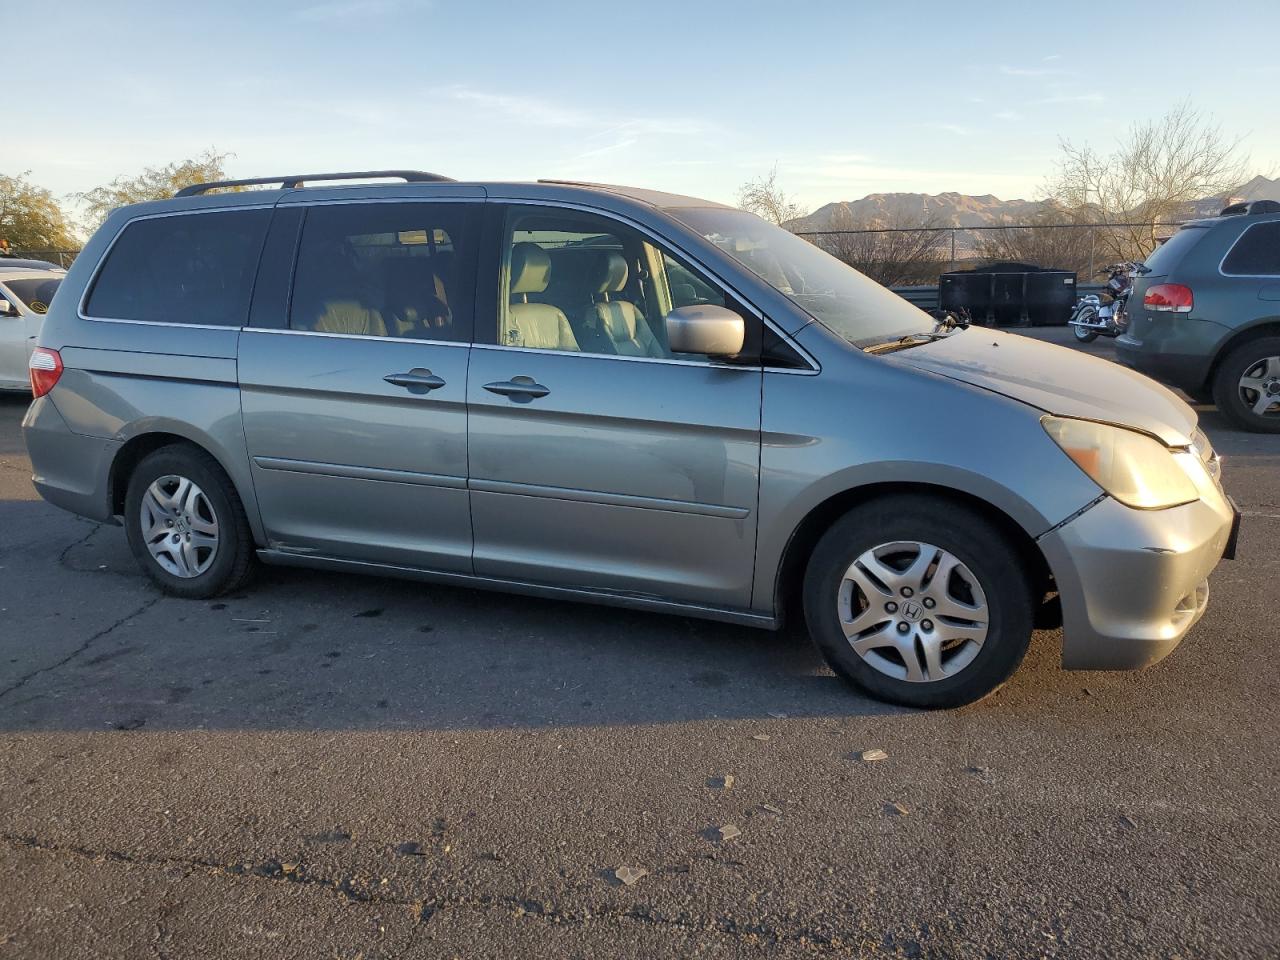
{"left": 506, "top": 242, "right": 579, "bottom": 350}
{"left": 582, "top": 252, "right": 663, "bottom": 358}
{"left": 300, "top": 242, "right": 388, "bottom": 337}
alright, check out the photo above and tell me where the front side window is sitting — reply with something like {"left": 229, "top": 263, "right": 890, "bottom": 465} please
{"left": 86, "top": 209, "right": 270, "bottom": 325}
{"left": 498, "top": 207, "right": 741, "bottom": 360}
{"left": 1222, "top": 222, "right": 1280, "bottom": 276}
{"left": 290, "top": 203, "right": 476, "bottom": 341}
{"left": 2, "top": 277, "right": 62, "bottom": 314}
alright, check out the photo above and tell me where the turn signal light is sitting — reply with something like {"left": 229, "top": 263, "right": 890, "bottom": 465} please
{"left": 29, "top": 347, "right": 63, "bottom": 398}
{"left": 1143, "top": 283, "right": 1194, "bottom": 313}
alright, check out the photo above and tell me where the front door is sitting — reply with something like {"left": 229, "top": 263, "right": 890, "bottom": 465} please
{"left": 466, "top": 204, "right": 762, "bottom": 610}
{"left": 239, "top": 199, "right": 480, "bottom": 571}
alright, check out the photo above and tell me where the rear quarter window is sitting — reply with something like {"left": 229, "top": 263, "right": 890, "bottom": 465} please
{"left": 85, "top": 209, "right": 271, "bottom": 325}
{"left": 1221, "top": 221, "right": 1280, "bottom": 276}
{"left": 1142, "top": 225, "right": 1209, "bottom": 275}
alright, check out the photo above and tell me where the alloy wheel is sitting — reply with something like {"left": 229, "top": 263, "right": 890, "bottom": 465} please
{"left": 837, "top": 540, "right": 989, "bottom": 683}
{"left": 1238, "top": 355, "right": 1280, "bottom": 419}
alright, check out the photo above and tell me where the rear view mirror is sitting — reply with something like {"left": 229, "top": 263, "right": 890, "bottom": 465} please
{"left": 665, "top": 304, "right": 745, "bottom": 357}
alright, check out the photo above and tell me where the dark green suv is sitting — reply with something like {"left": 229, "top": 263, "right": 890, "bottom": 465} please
{"left": 1117, "top": 201, "right": 1280, "bottom": 432}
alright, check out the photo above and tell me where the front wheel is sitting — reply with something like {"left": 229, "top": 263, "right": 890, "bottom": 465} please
{"left": 123, "top": 445, "right": 256, "bottom": 598}
{"left": 1212, "top": 336, "right": 1280, "bottom": 433}
{"left": 802, "top": 496, "right": 1034, "bottom": 708}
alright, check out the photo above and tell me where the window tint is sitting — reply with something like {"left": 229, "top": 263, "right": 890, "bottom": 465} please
{"left": 499, "top": 208, "right": 742, "bottom": 361}
{"left": 86, "top": 209, "right": 269, "bottom": 325}
{"left": 1222, "top": 222, "right": 1280, "bottom": 276}
{"left": 3, "top": 277, "right": 62, "bottom": 314}
{"left": 290, "top": 203, "right": 476, "bottom": 341}
{"left": 1141, "top": 225, "right": 1208, "bottom": 275}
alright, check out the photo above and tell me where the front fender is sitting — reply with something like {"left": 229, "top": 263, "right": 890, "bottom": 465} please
{"left": 751, "top": 331, "right": 1104, "bottom": 614}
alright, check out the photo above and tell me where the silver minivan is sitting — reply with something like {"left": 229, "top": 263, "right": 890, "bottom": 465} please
{"left": 22, "top": 171, "right": 1239, "bottom": 708}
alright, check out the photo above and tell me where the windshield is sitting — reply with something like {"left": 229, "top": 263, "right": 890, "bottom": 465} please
{"left": 2, "top": 277, "right": 62, "bottom": 314}
{"left": 669, "top": 207, "right": 935, "bottom": 347}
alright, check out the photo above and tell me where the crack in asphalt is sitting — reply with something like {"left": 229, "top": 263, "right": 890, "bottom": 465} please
{"left": 0, "top": 833, "right": 848, "bottom": 953}
{"left": 0, "top": 597, "right": 159, "bottom": 702}
{"left": 56, "top": 521, "right": 104, "bottom": 567}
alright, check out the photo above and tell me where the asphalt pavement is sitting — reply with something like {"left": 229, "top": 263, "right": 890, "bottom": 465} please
{"left": 1, "top": 327, "right": 1277, "bottom": 959}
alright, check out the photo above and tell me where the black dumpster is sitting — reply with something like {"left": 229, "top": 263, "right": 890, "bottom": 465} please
{"left": 939, "top": 262, "right": 1077, "bottom": 326}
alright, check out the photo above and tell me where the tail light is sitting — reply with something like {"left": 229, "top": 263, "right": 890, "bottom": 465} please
{"left": 1143, "top": 283, "right": 1194, "bottom": 313}
{"left": 29, "top": 347, "right": 63, "bottom": 398}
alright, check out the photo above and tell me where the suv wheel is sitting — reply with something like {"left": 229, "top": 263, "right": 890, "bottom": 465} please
{"left": 802, "top": 496, "right": 1033, "bottom": 708}
{"left": 1212, "top": 336, "right": 1280, "bottom": 433}
{"left": 124, "top": 446, "right": 255, "bottom": 598}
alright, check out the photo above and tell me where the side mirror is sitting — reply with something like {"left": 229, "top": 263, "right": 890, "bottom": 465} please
{"left": 665, "top": 304, "right": 745, "bottom": 357}
{"left": 0, "top": 299, "right": 16, "bottom": 317}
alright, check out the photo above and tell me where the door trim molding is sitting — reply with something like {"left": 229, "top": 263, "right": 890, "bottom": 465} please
{"left": 252, "top": 456, "right": 467, "bottom": 489}
{"left": 469, "top": 477, "right": 751, "bottom": 519}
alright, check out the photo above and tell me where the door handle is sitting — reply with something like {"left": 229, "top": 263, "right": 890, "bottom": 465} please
{"left": 384, "top": 368, "right": 446, "bottom": 393}
{"left": 482, "top": 376, "right": 550, "bottom": 401}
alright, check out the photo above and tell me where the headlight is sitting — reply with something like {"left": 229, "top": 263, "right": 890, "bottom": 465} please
{"left": 1042, "top": 417, "right": 1199, "bottom": 509}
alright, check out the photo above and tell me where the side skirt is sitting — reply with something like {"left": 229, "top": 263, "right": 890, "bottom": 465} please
{"left": 256, "top": 549, "right": 779, "bottom": 631}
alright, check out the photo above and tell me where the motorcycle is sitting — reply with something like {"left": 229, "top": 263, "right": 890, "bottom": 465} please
{"left": 1069, "top": 263, "right": 1135, "bottom": 343}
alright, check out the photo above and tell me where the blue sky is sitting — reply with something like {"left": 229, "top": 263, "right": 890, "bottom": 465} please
{"left": 8, "top": 0, "right": 1279, "bottom": 210}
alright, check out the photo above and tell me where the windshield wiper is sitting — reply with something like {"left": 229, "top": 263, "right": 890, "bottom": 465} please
{"left": 862, "top": 332, "right": 949, "bottom": 355}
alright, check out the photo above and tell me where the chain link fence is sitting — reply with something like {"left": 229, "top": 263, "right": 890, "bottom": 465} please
{"left": 793, "top": 221, "right": 1183, "bottom": 286}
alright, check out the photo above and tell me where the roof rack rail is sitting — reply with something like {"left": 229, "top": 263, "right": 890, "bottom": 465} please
{"left": 1220, "top": 199, "right": 1280, "bottom": 217}
{"left": 175, "top": 170, "right": 454, "bottom": 197}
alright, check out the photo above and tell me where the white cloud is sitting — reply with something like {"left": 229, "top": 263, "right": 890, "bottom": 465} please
{"left": 1034, "top": 92, "right": 1104, "bottom": 104}
{"left": 442, "top": 86, "right": 707, "bottom": 138}
{"left": 998, "top": 64, "right": 1067, "bottom": 77}
{"left": 994, "top": 110, "right": 1022, "bottom": 122}
{"left": 294, "top": 0, "right": 427, "bottom": 22}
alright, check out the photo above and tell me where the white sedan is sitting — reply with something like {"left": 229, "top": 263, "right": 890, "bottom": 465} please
{"left": 0, "top": 260, "right": 66, "bottom": 392}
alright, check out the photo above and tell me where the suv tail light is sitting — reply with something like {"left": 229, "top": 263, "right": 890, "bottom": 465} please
{"left": 1143, "top": 283, "right": 1194, "bottom": 313}
{"left": 29, "top": 347, "right": 63, "bottom": 398}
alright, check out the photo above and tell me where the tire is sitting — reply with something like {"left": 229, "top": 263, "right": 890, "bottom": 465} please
{"left": 123, "top": 445, "right": 256, "bottom": 599}
{"left": 1211, "top": 336, "right": 1280, "bottom": 434}
{"left": 802, "top": 496, "right": 1034, "bottom": 709}
{"left": 1072, "top": 313, "right": 1099, "bottom": 343}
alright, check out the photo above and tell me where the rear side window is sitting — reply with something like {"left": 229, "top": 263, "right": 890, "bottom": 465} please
{"left": 289, "top": 202, "right": 477, "bottom": 342}
{"left": 86, "top": 209, "right": 270, "bottom": 325}
{"left": 1222, "top": 222, "right": 1280, "bottom": 276}
{"left": 1141, "top": 225, "right": 1208, "bottom": 275}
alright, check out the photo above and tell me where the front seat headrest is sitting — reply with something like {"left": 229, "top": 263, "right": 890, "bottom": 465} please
{"left": 510, "top": 242, "right": 552, "bottom": 295}
{"left": 589, "top": 251, "right": 629, "bottom": 295}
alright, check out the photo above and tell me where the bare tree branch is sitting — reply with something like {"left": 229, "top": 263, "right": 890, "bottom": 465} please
{"left": 736, "top": 165, "right": 808, "bottom": 228}
{"left": 1047, "top": 102, "right": 1249, "bottom": 262}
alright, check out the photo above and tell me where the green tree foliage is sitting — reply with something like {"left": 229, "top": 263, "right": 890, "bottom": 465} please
{"left": 75, "top": 149, "right": 234, "bottom": 229}
{"left": 0, "top": 172, "right": 78, "bottom": 250}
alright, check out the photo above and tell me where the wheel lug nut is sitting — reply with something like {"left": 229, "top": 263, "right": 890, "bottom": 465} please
{"left": 922, "top": 620, "right": 933, "bottom": 631}
{"left": 901, "top": 587, "right": 914, "bottom": 598}
{"left": 923, "top": 597, "right": 935, "bottom": 609}
{"left": 897, "top": 622, "right": 910, "bottom": 634}
{"left": 885, "top": 602, "right": 898, "bottom": 613}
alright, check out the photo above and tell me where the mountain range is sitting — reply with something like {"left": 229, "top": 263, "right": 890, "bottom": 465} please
{"left": 790, "top": 174, "right": 1280, "bottom": 233}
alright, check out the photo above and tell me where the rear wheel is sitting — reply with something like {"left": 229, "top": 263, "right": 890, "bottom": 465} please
{"left": 802, "top": 496, "right": 1034, "bottom": 709}
{"left": 1212, "top": 336, "right": 1280, "bottom": 433}
{"left": 1072, "top": 309, "right": 1100, "bottom": 343}
{"left": 123, "top": 446, "right": 255, "bottom": 598}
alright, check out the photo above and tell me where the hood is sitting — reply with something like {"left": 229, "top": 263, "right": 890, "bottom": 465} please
{"left": 890, "top": 328, "right": 1197, "bottom": 446}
